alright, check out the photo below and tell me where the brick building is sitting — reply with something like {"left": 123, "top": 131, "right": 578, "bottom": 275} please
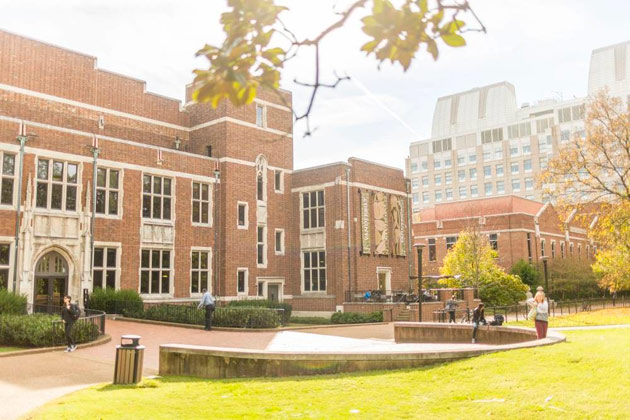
{"left": 0, "top": 30, "right": 412, "bottom": 315}
{"left": 412, "top": 195, "right": 597, "bottom": 276}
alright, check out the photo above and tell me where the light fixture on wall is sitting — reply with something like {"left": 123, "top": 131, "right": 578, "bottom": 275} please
{"left": 174, "top": 136, "right": 181, "bottom": 150}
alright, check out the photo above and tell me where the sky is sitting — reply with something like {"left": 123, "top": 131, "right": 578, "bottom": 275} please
{"left": 1, "top": 0, "right": 630, "bottom": 170}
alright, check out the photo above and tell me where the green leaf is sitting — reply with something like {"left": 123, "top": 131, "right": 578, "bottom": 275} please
{"left": 441, "top": 33, "right": 466, "bottom": 47}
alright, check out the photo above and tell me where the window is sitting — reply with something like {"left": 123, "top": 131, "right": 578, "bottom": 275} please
{"left": 435, "top": 190, "right": 442, "bottom": 202}
{"left": 459, "top": 186, "right": 467, "bottom": 198}
{"left": 469, "top": 168, "right": 477, "bottom": 180}
{"left": 1, "top": 153, "right": 15, "bottom": 206}
{"left": 422, "top": 176, "right": 429, "bottom": 187}
{"left": 95, "top": 168, "right": 120, "bottom": 216}
{"left": 192, "top": 182, "right": 211, "bottom": 224}
{"left": 257, "top": 281, "right": 264, "bottom": 296}
{"left": 142, "top": 175, "right": 172, "bottom": 220}
{"left": 93, "top": 247, "right": 117, "bottom": 290}
{"left": 302, "top": 190, "right": 325, "bottom": 229}
{"left": 511, "top": 162, "right": 519, "bottom": 174}
{"left": 434, "top": 174, "right": 442, "bottom": 186}
{"left": 520, "top": 122, "right": 532, "bottom": 137}
{"left": 525, "top": 177, "right": 533, "bottom": 191}
{"left": 410, "top": 162, "right": 418, "bottom": 173}
{"left": 527, "top": 233, "right": 532, "bottom": 261}
{"left": 468, "top": 152, "right": 477, "bottom": 163}
{"left": 496, "top": 181, "right": 505, "bottom": 194}
{"left": 140, "top": 249, "right": 171, "bottom": 295}
{"left": 457, "top": 150, "right": 466, "bottom": 165}
{"left": 446, "top": 236, "right": 458, "bottom": 250}
{"left": 257, "top": 173, "right": 264, "bottom": 201}
{"left": 481, "top": 130, "right": 492, "bottom": 144}
{"left": 412, "top": 178, "right": 419, "bottom": 189}
{"left": 434, "top": 160, "right": 442, "bottom": 169}
{"left": 422, "top": 192, "right": 429, "bottom": 203}
{"left": 570, "top": 242, "right": 574, "bottom": 255}
{"left": 485, "top": 182, "right": 492, "bottom": 195}
{"left": 444, "top": 157, "right": 452, "bottom": 168}
{"left": 561, "top": 130, "right": 570, "bottom": 142}
{"left": 508, "top": 124, "right": 519, "bottom": 139}
{"left": 510, "top": 142, "right": 519, "bottom": 157}
{"left": 256, "top": 104, "right": 265, "bottom": 127}
{"left": 578, "top": 243, "right": 582, "bottom": 259}
{"left": 484, "top": 165, "right": 491, "bottom": 178}
{"left": 558, "top": 107, "right": 572, "bottom": 123}
{"left": 458, "top": 170, "right": 466, "bottom": 182}
{"left": 0, "top": 244, "right": 10, "bottom": 290}
{"left": 470, "top": 185, "right": 478, "bottom": 197}
{"left": 535, "top": 117, "right": 554, "bottom": 133}
{"left": 36, "top": 159, "right": 78, "bottom": 211}
{"left": 257, "top": 226, "right": 267, "bottom": 266}
{"left": 432, "top": 138, "right": 452, "bottom": 153}
{"left": 539, "top": 156, "right": 548, "bottom": 169}
{"left": 237, "top": 268, "right": 248, "bottom": 295}
{"left": 412, "top": 193, "right": 419, "bottom": 205}
{"left": 541, "top": 239, "right": 545, "bottom": 257}
{"left": 303, "top": 251, "right": 326, "bottom": 292}
{"left": 522, "top": 140, "right": 531, "bottom": 155}
{"left": 274, "top": 170, "right": 284, "bottom": 192}
{"left": 523, "top": 159, "right": 532, "bottom": 172}
{"left": 275, "top": 229, "right": 285, "bottom": 255}
{"left": 428, "top": 239, "right": 436, "bottom": 261}
{"left": 494, "top": 145, "right": 503, "bottom": 160}
{"left": 512, "top": 178, "right": 521, "bottom": 192}
{"left": 586, "top": 245, "right": 590, "bottom": 259}
{"left": 191, "top": 250, "right": 210, "bottom": 294}
{"left": 237, "top": 202, "right": 248, "bottom": 229}
{"left": 446, "top": 188, "right": 453, "bottom": 200}
{"left": 483, "top": 150, "right": 491, "bottom": 161}
{"left": 421, "top": 159, "right": 428, "bottom": 171}
{"left": 489, "top": 233, "right": 498, "bottom": 250}
{"left": 206, "top": 145, "right": 213, "bottom": 157}
{"left": 445, "top": 172, "right": 452, "bottom": 184}
{"left": 551, "top": 241, "right": 556, "bottom": 259}
{"left": 560, "top": 242, "right": 565, "bottom": 259}
{"left": 572, "top": 105, "right": 585, "bottom": 120}
{"left": 496, "top": 164, "right": 504, "bottom": 177}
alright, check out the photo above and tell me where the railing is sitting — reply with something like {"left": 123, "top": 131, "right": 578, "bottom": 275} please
{"left": 25, "top": 303, "right": 106, "bottom": 347}
{"left": 344, "top": 290, "right": 439, "bottom": 304}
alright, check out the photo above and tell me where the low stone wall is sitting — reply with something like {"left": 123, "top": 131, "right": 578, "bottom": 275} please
{"left": 394, "top": 322, "right": 538, "bottom": 345}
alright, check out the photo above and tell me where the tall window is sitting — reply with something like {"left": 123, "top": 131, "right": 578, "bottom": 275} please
{"left": 140, "top": 249, "right": 171, "bottom": 294}
{"left": 489, "top": 233, "right": 498, "bottom": 250}
{"left": 578, "top": 243, "right": 581, "bottom": 259}
{"left": 237, "top": 268, "right": 248, "bottom": 294}
{"left": 302, "top": 190, "right": 325, "bottom": 229}
{"left": 237, "top": 202, "right": 248, "bottom": 228}
{"left": 560, "top": 242, "right": 565, "bottom": 259}
{"left": 191, "top": 250, "right": 210, "bottom": 294}
{"left": 275, "top": 229, "right": 285, "bottom": 255}
{"left": 257, "top": 226, "right": 266, "bottom": 266}
{"left": 527, "top": 233, "right": 532, "bottom": 261}
{"left": 36, "top": 159, "right": 78, "bottom": 211}
{"left": 570, "top": 242, "right": 574, "bottom": 256}
{"left": 428, "top": 238, "right": 436, "bottom": 261}
{"left": 192, "top": 182, "right": 211, "bottom": 224}
{"left": 1, "top": 153, "right": 15, "bottom": 206}
{"left": 0, "top": 244, "right": 9, "bottom": 290}
{"left": 93, "top": 247, "right": 117, "bottom": 289}
{"left": 541, "top": 239, "right": 545, "bottom": 257}
{"left": 551, "top": 241, "right": 556, "bottom": 259}
{"left": 303, "top": 251, "right": 326, "bottom": 292}
{"left": 484, "top": 182, "right": 492, "bottom": 196}
{"left": 470, "top": 185, "right": 478, "bottom": 197}
{"left": 446, "top": 236, "right": 457, "bottom": 250}
{"left": 142, "top": 175, "right": 172, "bottom": 220}
{"left": 96, "top": 168, "right": 120, "bottom": 216}
{"left": 256, "top": 104, "right": 265, "bottom": 127}
{"left": 274, "top": 170, "right": 283, "bottom": 192}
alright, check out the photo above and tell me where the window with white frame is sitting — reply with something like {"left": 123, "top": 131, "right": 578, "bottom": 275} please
{"left": 191, "top": 250, "right": 210, "bottom": 294}
{"left": 458, "top": 170, "right": 466, "bottom": 182}
{"left": 142, "top": 175, "right": 172, "bottom": 220}
{"left": 93, "top": 247, "right": 118, "bottom": 290}
{"left": 410, "top": 162, "right": 418, "bottom": 173}
{"left": 484, "top": 182, "right": 492, "bottom": 196}
{"left": 457, "top": 149, "right": 466, "bottom": 165}
{"left": 237, "top": 268, "right": 248, "bottom": 294}
{"left": 444, "top": 157, "right": 452, "bottom": 168}
{"left": 435, "top": 190, "right": 442, "bottom": 202}
{"left": 0, "top": 243, "right": 10, "bottom": 290}
{"left": 96, "top": 167, "right": 120, "bottom": 216}
{"left": 422, "top": 176, "right": 429, "bottom": 187}
{"left": 428, "top": 238, "right": 436, "bottom": 261}
{"left": 274, "top": 170, "right": 284, "bottom": 192}
{"left": 496, "top": 164, "right": 504, "bottom": 177}
{"left": 422, "top": 192, "right": 429, "bottom": 203}
{"left": 509, "top": 141, "right": 519, "bottom": 157}
{"left": 525, "top": 177, "right": 534, "bottom": 191}
{"left": 446, "top": 236, "right": 458, "bottom": 250}
{"left": 434, "top": 174, "right": 442, "bottom": 185}
{"left": 434, "top": 159, "right": 442, "bottom": 169}
{"left": 468, "top": 150, "right": 477, "bottom": 163}
{"left": 257, "top": 226, "right": 267, "bottom": 266}
{"left": 539, "top": 156, "right": 548, "bottom": 169}
{"left": 446, "top": 188, "right": 453, "bottom": 200}
{"left": 445, "top": 172, "right": 452, "bottom": 184}
{"left": 511, "top": 162, "right": 519, "bottom": 175}
{"left": 483, "top": 165, "right": 491, "bottom": 178}
{"left": 412, "top": 178, "right": 419, "bottom": 189}
{"left": 522, "top": 139, "right": 531, "bottom": 155}
{"left": 524, "top": 159, "right": 532, "bottom": 172}
{"left": 470, "top": 185, "right": 478, "bottom": 197}
{"left": 469, "top": 168, "right": 477, "bottom": 180}
{"left": 302, "top": 190, "right": 325, "bottom": 229}
{"left": 560, "top": 242, "right": 565, "bottom": 258}
{"left": 482, "top": 149, "right": 491, "bottom": 162}
{"left": 36, "top": 159, "right": 78, "bottom": 211}
{"left": 512, "top": 178, "right": 521, "bottom": 192}
{"left": 237, "top": 202, "right": 248, "bottom": 229}
{"left": 494, "top": 145, "right": 503, "bottom": 160}
{"left": 420, "top": 158, "right": 428, "bottom": 171}
{"left": 560, "top": 130, "right": 570, "bottom": 142}
{"left": 412, "top": 193, "right": 419, "bottom": 205}
{"left": 459, "top": 186, "right": 467, "bottom": 198}
{"left": 541, "top": 239, "right": 546, "bottom": 257}
{"left": 551, "top": 241, "right": 556, "bottom": 258}
{"left": 489, "top": 233, "right": 498, "bottom": 250}
{"left": 256, "top": 156, "right": 268, "bottom": 202}
{"left": 303, "top": 250, "right": 326, "bottom": 292}
{"left": 140, "top": 249, "right": 171, "bottom": 295}
{"left": 192, "top": 182, "right": 211, "bottom": 224}
{"left": 496, "top": 180, "right": 505, "bottom": 194}
{"left": 275, "top": 229, "right": 285, "bottom": 255}
{"left": 256, "top": 104, "right": 266, "bottom": 127}
{"left": 1, "top": 153, "right": 16, "bottom": 206}
{"left": 570, "top": 242, "right": 574, "bottom": 255}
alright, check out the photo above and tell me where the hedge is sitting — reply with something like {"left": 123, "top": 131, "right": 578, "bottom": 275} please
{"left": 137, "top": 304, "right": 281, "bottom": 328}
{"left": 87, "top": 288, "right": 144, "bottom": 315}
{"left": 331, "top": 311, "right": 383, "bottom": 324}
{"left": 0, "top": 314, "right": 100, "bottom": 347}
{"left": 228, "top": 300, "right": 292, "bottom": 324}
{"left": 289, "top": 316, "right": 332, "bottom": 325}
{"left": 0, "top": 290, "right": 27, "bottom": 315}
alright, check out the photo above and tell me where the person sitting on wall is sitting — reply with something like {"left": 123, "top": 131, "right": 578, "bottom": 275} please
{"left": 472, "top": 303, "right": 487, "bottom": 344}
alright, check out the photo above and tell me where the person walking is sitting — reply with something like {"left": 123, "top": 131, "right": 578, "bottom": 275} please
{"left": 198, "top": 288, "right": 216, "bottom": 331}
{"left": 445, "top": 294, "right": 458, "bottom": 323}
{"left": 61, "top": 295, "right": 80, "bottom": 352}
{"left": 471, "top": 303, "right": 486, "bottom": 344}
{"left": 532, "top": 291, "right": 549, "bottom": 339}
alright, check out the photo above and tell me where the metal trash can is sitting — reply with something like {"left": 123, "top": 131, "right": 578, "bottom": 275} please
{"left": 113, "top": 334, "right": 145, "bottom": 384}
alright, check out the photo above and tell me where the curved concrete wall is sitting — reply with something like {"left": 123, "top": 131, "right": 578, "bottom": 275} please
{"left": 394, "top": 322, "right": 538, "bottom": 345}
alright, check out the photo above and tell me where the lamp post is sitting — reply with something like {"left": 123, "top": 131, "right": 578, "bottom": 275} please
{"left": 414, "top": 243, "right": 425, "bottom": 322}
{"left": 213, "top": 169, "right": 220, "bottom": 297}
{"left": 541, "top": 256, "right": 549, "bottom": 296}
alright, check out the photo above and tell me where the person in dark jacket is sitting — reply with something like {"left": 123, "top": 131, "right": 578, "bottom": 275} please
{"left": 445, "top": 295, "right": 458, "bottom": 323}
{"left": 471, "top": 303, "right": 486, "bottom": 344}
{"left": 61, "top": 295, "right": 79, "bottom": 352}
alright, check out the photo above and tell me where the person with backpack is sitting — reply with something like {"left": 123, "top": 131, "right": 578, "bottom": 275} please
{"left": 61, "top": 295, "right": 80, "bottom": 352}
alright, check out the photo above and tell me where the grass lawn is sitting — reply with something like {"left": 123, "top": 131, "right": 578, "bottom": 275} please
{"left": 507, "top": 307, "right": 630, "bottom": 328}
{"left": 0, "top": 346, "right": 25, "bottom": 353}
{"left": 29, "top": 325, "right": 630, "bottom": 419}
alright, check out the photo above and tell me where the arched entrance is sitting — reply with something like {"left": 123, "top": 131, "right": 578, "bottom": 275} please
{"left": 34, "top": 251, "right": 68, "bottom": 308}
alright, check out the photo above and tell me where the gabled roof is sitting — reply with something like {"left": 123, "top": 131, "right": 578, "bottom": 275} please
{"left": 416, "top": 195, "right": 545, "bottom": 222}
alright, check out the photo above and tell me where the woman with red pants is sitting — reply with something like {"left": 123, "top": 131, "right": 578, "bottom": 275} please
{"left": 533, "top": 291, "right": 549, "bottom": 339}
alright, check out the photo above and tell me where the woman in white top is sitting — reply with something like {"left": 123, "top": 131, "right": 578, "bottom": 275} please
{"left": 533, "top": 291, "right": 549, "bottom": 339}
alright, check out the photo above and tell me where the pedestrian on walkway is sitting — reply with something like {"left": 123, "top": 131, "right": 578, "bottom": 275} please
{"left": 61, "top": 295, "right": 80, "bottom": 352}
{"left": 533, "top": 291, "right": 549, "bottom": 339}
{"left": 472, "top": 303, "right": 486, "bottom": 344}
{"left": 198, "top": 288, "right": 216, "bottom": 330}
{"left": 445, "top": 294, "right": 458, "bottom": 323}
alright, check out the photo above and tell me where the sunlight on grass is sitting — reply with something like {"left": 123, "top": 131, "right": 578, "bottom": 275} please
{"left": 507, "top": 307, "right": 630, "bottom": 328}
{"left": 0, "top": 346, "right": 25, "bottom": 353}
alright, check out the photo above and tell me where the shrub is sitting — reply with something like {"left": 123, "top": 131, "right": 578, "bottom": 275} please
{"left": 88, "top": 288, "right": 143, "bottom": 315}
{"left": 0, "top": 290, "right": 27, "bottom": 315}
{"left": 289, "top": 316, "right": 332, "bottom": 325}
{"left": 139, "top": 304, "right": 280, "bottom": 328}
{"left": 228, "top": 300, "right": 292, "bottom": 324}
{"left": 510, "top": 259, "right": 541, "bottom": 291}
{"left": 0, "top": 314, "right": 100, "bottom": 347}
{"left": 331, "top": 311, "right": 383, "bottom": 324}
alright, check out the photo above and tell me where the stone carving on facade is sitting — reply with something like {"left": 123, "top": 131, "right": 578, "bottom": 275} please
{"left": 360, "top": 190, "right": 371, "bottom": 254}
{"left": 373, "top": 191, "right": 389, "bottom": 255}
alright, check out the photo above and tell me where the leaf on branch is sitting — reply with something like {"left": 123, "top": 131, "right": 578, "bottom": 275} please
{"left": 441, "top": 33, "right": 466, "bottom": 47}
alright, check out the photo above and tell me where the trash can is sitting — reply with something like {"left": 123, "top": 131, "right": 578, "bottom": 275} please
{"left": 113, "top": 334, "right": 145, "bottom": 384}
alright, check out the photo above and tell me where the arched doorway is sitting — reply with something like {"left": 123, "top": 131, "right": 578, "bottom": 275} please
{"left": 34, "top": 251, "right": 68, "bottom": 308}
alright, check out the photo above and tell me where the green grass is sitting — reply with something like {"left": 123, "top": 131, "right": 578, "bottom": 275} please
{"left": 0, "top": 346, "right": 25, "bottom": 353}
{"left": 507, "top": 307, "right": 630, "bottom": 328}
{"left": 29, "top": 325, "right": 630, "bottom": 419}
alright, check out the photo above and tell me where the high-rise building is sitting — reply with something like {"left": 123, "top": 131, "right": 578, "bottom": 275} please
{"left": 406, "top": 41, "right": 630, "bottom": 212}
